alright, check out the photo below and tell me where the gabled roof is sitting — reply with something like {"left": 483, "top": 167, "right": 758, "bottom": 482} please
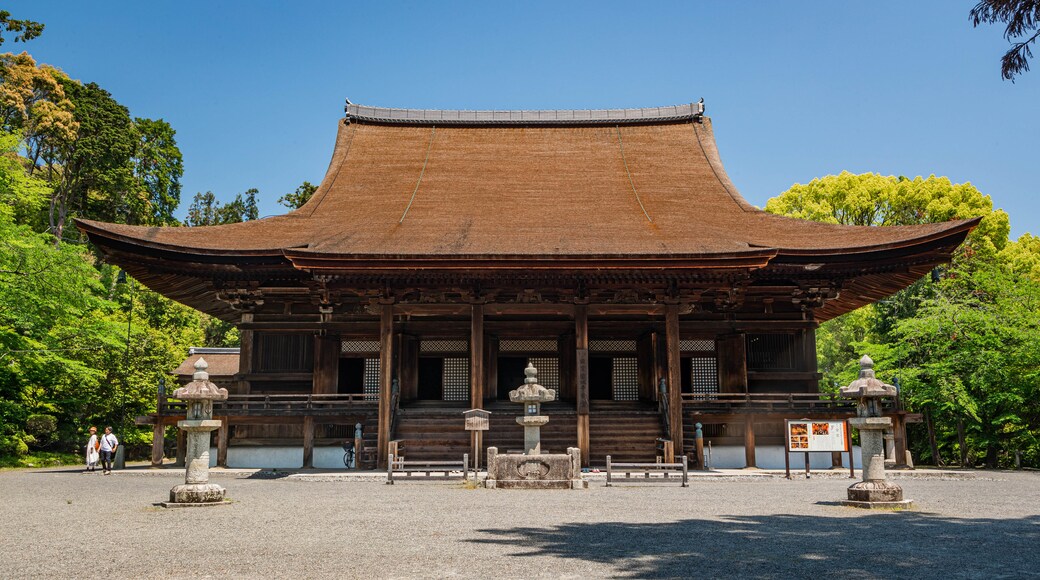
{"left": 77, "top": 103, "right": 977, "bottom": 270}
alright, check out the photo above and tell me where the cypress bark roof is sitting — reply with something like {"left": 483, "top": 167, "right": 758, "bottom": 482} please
{"left": 77, "top": 104, "right": 977, "bottom": 266}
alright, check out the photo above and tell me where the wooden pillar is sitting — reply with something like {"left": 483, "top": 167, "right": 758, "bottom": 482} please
{"left": 313, "top": 335, "right": 340, "bottom": 395}
{"left": 717, "top": 333, "right": 747, "bottom": 393}
{"left": 151, "top": 423, "right": 164, "bottom": 467}
{"left": 575, "top": 304, "right": 590, "bottom": 466}
{"left": 665, "top": 304, "right": 684, "bottom": 454}
{"left": 175, "top": 428, "right": 186, "bottom": 467}
{"left": 470, "top": 303, "right": 484, "bottom": 408}
{"left": 217, "top": 417, "right": 228, "bottom": 467}
{"left": 399, "top": 335, "right": 419, "bottom": 402}
{"left": 893, "top": 414, "right": 908, "bottom": 467}
{"left": 744, "top": 415, "right": 757, "bottom": 468}
{"left": 238, "top": 328, "right": 254, "bottom": 394}
{"left": 487, "top": 336, "right": 500, "bottom": 401}
{"left": 557, "top": 333, "right": 574, "bottom": 402}
{"left": 302, "top": 415, "right": 314, "bottom": 468}
{"left": 377, "top": 303, "right": 394, "bottom": 469}
{"left": 800, "top": 326, "right": 819, "bottom": 392}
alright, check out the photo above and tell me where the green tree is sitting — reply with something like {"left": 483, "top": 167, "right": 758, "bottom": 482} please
{"left": 971, "top": 0, "right": 1040, "bottom": 80}
{"left": 185, "top": 188, "right": 260, "bottom": 226}
{"left": 50, "top": 80, "right": 138, "bottom": 242}
{"left": 132, "top": 118, "right": 183, "bottom": 225}
{"left": 0, "top": 11, "right": 43, "bottom": 46}
{"left": 278, "top": 181, "right": 316, "bottom": 210}
{"left": 767, "top": 171, "right": 1039, "bottom": 468}
{"left": 0, "top": 129, "right": 50, "bottom": 222}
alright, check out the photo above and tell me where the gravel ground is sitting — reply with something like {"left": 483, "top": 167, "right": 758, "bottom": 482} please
{"left": 3, "top": 467, "right": 1039, "bottom": 579}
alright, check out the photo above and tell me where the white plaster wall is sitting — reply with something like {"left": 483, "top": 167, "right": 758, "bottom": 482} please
{"left": 703, "top": 445, "right": 862, "bottom": 470}
{"left": 216, "top": 447, "right": 305, "bottom": 469}
{"left": 314, "top": 447, "right": 350, "bottom": 469}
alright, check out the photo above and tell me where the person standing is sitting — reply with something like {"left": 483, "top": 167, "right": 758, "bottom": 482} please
{"left": 99, "top": 426, "right": 119, "bottom": 475}
{"left": 85, "top": 427, "right": 99, "bottom": 472}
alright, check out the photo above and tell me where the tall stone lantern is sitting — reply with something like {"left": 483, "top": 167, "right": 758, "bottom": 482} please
{"left": 510, "top": 363, "right": 555, "bottom": 455}
{"left": 164, "top": 358, "right": 229, "bottom": 506}
{"left": 840, "top": 355, "right": 913, "bottom": 509}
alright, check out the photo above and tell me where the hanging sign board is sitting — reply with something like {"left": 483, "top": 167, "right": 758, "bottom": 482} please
{"left": 463, "top": 409, "right": 491, "bottom": 431}
{"left": 785, "top": 419, "right": 849, "bottom": 452}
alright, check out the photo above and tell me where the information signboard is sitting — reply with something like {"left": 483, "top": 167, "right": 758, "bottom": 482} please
{"left": 785, "top": 419, "right": 848, "bottom": 453}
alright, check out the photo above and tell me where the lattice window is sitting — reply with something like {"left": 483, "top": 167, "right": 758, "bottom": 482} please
{"left": 590, "top": 340, "right": 637, "bottom": 353}
{"left": 363, "top": 358, "right": 380, "bottom": 396}
{"left": 500, "top": 339, "right": 558, "bottom": 353}
{"left": 442, "top": 358, "right": 470, "bottom": 401}
{"left": 420, "top": 340, "right": 468, "bottom": 353}
{"left": 746, "top": 334, "right": 796, "bottom": 370}
{"left": 612, "top": 357, "right": 639, "bottom": 401}
{"left": 341, "top": 340, "right": 380, "bottom": 354}
{"left": 680, "top": 339, "right": 716, "bottom": 353}
{"left": 527, "top": 357, "right": 559, "bottom": 390}
{"left": 690, "top": 355, "right": 719, "bottom": 394}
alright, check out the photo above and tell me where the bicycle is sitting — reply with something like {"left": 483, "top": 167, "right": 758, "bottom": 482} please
{"left": 342, "top": 440, "right": 355, "bottom": 468}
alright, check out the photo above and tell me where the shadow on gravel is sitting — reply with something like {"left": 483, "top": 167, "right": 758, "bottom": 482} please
{"left": 469, "top": 513, "right": 1040, "bottom": 578}
{"left": 246, "top": 470, "right": 291, "bottom": 480}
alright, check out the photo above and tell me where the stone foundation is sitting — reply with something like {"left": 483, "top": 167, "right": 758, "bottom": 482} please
{"left": 169, "top": 482, "right": 227, "bottom": 504}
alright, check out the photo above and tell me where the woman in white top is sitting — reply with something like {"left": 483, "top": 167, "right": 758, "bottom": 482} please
{"left": 85, "top": 426, "right": 99, "bottom": 472}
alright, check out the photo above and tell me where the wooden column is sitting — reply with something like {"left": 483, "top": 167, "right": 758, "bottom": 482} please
{"left": 665, "top": 304, "right": 684, "bottom": 453}
{"left": 313, "top": 335, "right": 340, "bottom": 395}
{"left": 717, "top": 333, "right": 747, "bottom": 393}
{"left": 487, "top": 336, "right": 500, "bottom": 401}
{"left": 151, "top": 423, "right": 164, "bottom": 467}
{"left": 238, "top": 328, "right": 254, "bottom": 394}
{"left": 217, "top": 417, "right": 228, "bottom": 467}
{"left": 302, "top": 415, "right": 314, "bottom": 468}
{"left": 557, "top": 334, "right": 574, "bottom": 402}
{"left": 470, "top": 303, "right": 484, "bottom": 408}
{"left": 744, "top": 415, "right": 757, "bottom": 468}
{"left": 800, "top": 326, "right": 819, "bottom": 392}
{"left": 175, "top": 428, "right": 186, "bottom": 467}
{"left": 575, "top": 304, "right": 590, "bottom": 466}
{"left": 399, "top": 335, "right": 419, "bottom": 402}
{"left": 377, "top": 303, "right": 394, "bottom": 469}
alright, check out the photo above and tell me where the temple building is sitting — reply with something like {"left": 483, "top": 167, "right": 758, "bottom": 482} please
{"left": 79, "top": 102, "right": 977, "bottom": 470}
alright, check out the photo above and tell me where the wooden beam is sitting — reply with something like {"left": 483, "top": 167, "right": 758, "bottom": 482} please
{"left": 575, "top": 304, "right": 590, "bottom": 466}
{"left": 470, "top": 303, "right": 485, "bottom": 408}
{"left": 302, "top": 415, "right": 314, "bottom": 468}
{"left": 377, "top": 303, "right": 394, "bottom": 469}
{"left": 665, "top": 304, "right": 684, "bottom": 453}
{"left": 744, "top": 415, "right": 757, "bottom": 468}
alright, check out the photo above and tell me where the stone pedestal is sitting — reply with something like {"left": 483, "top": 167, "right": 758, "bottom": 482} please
{"left": 484, "top": 447, "right": 586, "bottom": 489}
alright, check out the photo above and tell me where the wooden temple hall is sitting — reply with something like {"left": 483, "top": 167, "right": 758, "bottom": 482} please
{"left": 78, "top": 102, "right": 978, "bottom": 470}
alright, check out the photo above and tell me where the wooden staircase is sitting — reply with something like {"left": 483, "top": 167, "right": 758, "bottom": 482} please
{"left": 392, "top": 400, "right": 665, "bottom": 465}
{"left": 588, "top": 401, "right": 666, "bottom": 465}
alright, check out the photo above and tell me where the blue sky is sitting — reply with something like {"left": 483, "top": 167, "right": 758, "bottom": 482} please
{"left": 16, "top": 1, "right": 1040, "bottom": 238}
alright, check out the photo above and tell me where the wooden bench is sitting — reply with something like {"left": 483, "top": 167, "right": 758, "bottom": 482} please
{"left": 605, "top": 455, "right": 688, "bottom": 487}
{"left": 386, "top": 453, "right": 470, "bottom": 484}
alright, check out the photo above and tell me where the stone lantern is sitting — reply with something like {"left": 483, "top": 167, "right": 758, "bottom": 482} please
{"left": 163, "top": 358, "right": 229, "bottom": 506}
{"left": 510, "top": 363, "right": 555, "bottom": 455}
{"left": 484, "top": 363, "right": 584, "bottom": 489}
{"left": 839, "top": 355, "right": 912, "bottom": 509}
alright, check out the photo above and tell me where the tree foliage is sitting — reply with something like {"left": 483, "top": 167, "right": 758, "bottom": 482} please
{"left": 185, "top": 188, "right": 260, "bottom": 226}
{"left": 971, "top": 0, "right": 1040, "bottom": 80}
{"left": 768, "top": 171, "right": 1040, "bottom": 468}
{"left": 278, "top": 180, "right": 317, "bottom": 210}
{"left": 0, "top": 11, "right": 43, "bottom": 46}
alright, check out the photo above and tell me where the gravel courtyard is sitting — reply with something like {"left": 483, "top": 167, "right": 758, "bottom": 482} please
{"left": 3, "top": 467, "right": 1039, "bottom": 579}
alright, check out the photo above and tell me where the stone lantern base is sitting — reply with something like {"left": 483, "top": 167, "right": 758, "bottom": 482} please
{"left": 484, "top": 447, "right": 586, "bottom": 490}
{"left": 841, "top": 480, "right": 913, "bottom": 509}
